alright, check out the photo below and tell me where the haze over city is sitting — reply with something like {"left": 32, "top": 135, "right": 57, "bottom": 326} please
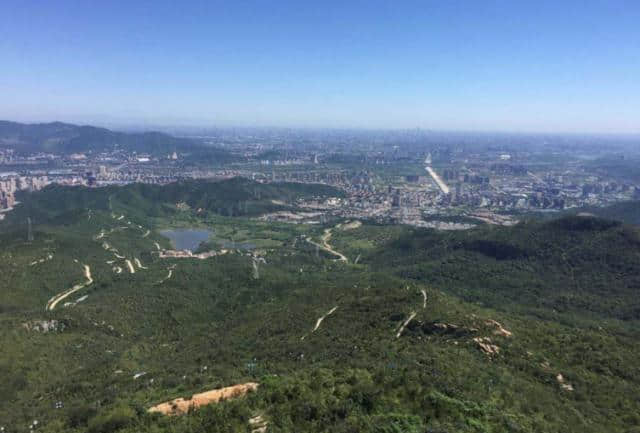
{"left": 2, "top": 0, "right": 639, "bottom": 133}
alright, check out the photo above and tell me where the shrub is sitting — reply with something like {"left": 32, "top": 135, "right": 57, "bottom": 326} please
{"left": 87, "top": 406, "right": 135, "bottom": 433}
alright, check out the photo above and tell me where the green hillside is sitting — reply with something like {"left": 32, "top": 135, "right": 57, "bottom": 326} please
{"left": 529, "top": 200, "right": 640, "bottom": 227}
{"left": 4, "top": 177, "right": 343, "bottom": 227}
{"left": 362, "top": 216, "right": 640, "bottom": 321}
{"left": 0, "top": 182, "right": 639, "bottom": 433}
{"left": 570, "top": 200, "right": 640, "bottom": 226}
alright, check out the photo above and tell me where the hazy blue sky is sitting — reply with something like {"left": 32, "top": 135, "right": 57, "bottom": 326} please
{"left": 1, "top": 0, "right": 639, "bottom": 132}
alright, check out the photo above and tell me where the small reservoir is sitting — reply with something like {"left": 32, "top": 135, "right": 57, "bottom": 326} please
{"left": 160, "top": 229, "right": 212, "bottom": 252}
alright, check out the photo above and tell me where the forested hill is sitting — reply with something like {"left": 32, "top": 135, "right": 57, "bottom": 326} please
{"left": 570, "top": 200, "right": 640, "bottom": 226}
{"left": 365, "top": 215, "right": 640, "bottom": 321}
{"left": 3, "top": 177, "right": 343, "bottom": 226}
{"left": 528, "top": 200, "right": 640, "bottom": 227}
{"left": 1, "top": 182, "right": 639, "bottom": 432}
{"left": 0, "top": 120, "right": 228, "bottom": 157}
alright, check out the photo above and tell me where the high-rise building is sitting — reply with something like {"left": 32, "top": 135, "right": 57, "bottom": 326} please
{"left": 0, "top": 191, "right": 15, "bottom": 209}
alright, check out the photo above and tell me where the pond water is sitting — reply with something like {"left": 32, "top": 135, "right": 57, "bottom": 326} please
{"left": 160, "top": 229, "right": 212, "bottom": 252}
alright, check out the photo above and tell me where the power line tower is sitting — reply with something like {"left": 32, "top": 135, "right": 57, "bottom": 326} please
{"left": 252, "top": 258, "right": 260, "bottom": 280}
{"left": 27, "top": 217, "right": 33, "bottom": 242}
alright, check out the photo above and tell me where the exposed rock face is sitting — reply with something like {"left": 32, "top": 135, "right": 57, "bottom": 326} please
{"left": 421, "top": 321, "right": 479, "bottom": 337}
{"left": 485, "top": 319, "right": 513, "bottom": 337}
{"left": 249, "top": 414, "right": 268, "bottom": 433}
{"left": 473, "top": 337, "right": 501, "bottom": 356}
{"left": 556, "top": 374, "right": 574, "bottom": 391}
{"left": 148, "top": 382, "right": 259, "bottom": 415}
{"left": 22, "top": 320, "right": 66, "bottom": 333}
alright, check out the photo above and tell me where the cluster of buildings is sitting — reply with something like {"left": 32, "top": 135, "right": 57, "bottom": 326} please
{"left": 0, "top": 175, "right": 50, "bottom": 210}
{"left": 2, "top": 131, "right": 639, "bottom": 229}
{"left": 258, "top": 154, "right": 640, "bottom": 229}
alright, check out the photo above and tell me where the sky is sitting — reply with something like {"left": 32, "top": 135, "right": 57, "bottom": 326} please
{"left": 1, "top": 0, "right": 639, "bottom": 133}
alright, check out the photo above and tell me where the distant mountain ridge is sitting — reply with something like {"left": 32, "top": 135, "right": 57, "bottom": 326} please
{"left": 0, "top": 120, "right": 200, "bottom": 154}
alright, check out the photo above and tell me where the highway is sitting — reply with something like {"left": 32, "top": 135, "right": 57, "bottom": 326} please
{"left": 425, "top": 166, "right": 450, "bottom": 194}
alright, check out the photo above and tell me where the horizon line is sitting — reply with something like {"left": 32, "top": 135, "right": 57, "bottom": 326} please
{"left": 2, "top": 118, "right": 640, "bottom": 139}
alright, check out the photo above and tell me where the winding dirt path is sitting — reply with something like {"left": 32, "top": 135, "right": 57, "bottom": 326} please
{"left": 125, "top": 259, "right": 136, "bottom": 274}
{"left": 46, "top": 264, "right": 93, "bottom": 311}
{"left": 313, "top": 306, "right": 338, "bottom": 332}
{"left": 158, "top": 269, "right": 173, "bottom": 283}
{"left": 306, "top": 227, "right": 348, "bottom": 262}
{"left": 395, "top": 311, "right": 416, "bottom": 339}
{"left": 158, "top": 264, "right": 176, "bottom": 284}
{"left": 300, "top": 305, "right": 338, "bottom": 340}
{"left": 134, "top": 258, "right": 148, "bottom": 270}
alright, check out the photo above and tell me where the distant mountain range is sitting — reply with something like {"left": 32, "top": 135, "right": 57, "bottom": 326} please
{"left": 0, "top": 120, "right": 202, "bottom": 155}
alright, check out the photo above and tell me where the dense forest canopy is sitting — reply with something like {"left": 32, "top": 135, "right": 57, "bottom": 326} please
{"left": 0, "top": 180, "right": 639, "bottom": 433}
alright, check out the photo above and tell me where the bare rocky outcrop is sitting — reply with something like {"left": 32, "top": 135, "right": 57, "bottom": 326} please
{"left": 422, "top": 321, "right": 479, "bottom": 338}
{"left": 249, "top": 414, "right": 268, "bottom": 433}
{"left": 30, "top": 253, "right": 53, "bottom": 266}
{"left": 473, "top": 337, "right": 501, "bottom": 356}
{"left": 148, "top": 383, "right": 259, "bottom": 416}
{"left": 485, "top": 319, "right": 513, "bottom": 337}
{"left": 556, "top": 373, "right": 574, "bottom": 391}
{"left": 23, "top": 319, "right": 66, "bottom": 333}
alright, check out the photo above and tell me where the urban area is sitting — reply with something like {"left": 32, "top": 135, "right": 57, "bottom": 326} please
{"left": 2, "top": 128, "right": 639, "bottom": 228}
